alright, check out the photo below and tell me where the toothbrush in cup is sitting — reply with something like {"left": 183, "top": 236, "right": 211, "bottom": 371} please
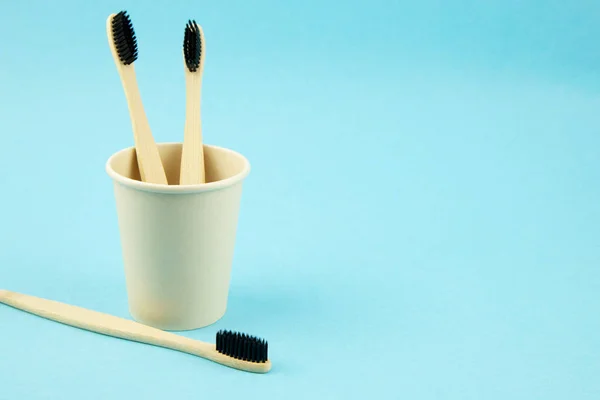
{"left": 179, "top": 19, "right": 207, "bottom": 185}
{"left": 0, "top": 289, "right": 271, "bottom": 373}
{"left": 106, "top": 11, "right": 168, "bottom": 185}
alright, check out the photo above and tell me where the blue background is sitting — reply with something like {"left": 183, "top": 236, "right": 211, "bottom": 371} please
{"left": 1, "top": 0, "right": 599, "bottom": 398}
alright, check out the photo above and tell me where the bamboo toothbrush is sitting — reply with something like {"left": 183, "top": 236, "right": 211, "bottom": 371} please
{"left": 107, "top": 11, "right": 168, "bottom": 185}
{"left": 179, "top": 19, "right": 206, "bottom": 185}
{"left": 0, "top": 289, "right": 271, "bottom": 373}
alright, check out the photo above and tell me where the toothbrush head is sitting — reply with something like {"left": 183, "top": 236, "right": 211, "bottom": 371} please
{"left": 183, "top": 19, "right": 203, "bottom": 73}
{"left": 111, "top": 11, "right": 138, "bottom": 65}
{"left": 215, "top": 330, "right": 268, "bottom": 363}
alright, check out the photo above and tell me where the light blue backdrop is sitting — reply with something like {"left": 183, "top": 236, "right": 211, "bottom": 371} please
{"left": 1, "top": 0, "right": 599, "bottom": 398}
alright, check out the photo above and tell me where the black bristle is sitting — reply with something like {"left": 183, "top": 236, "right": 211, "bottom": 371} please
{"left": 236, "top": 333, "right": 243, "bottom": 358}
{"left": 111, "top": 11, "right": 138, "bottom": 65}
{"left": 222, "top": 330, "right": 228, "bottom": 353}
{"left": 216, "top": 330, "right": 222, "bottom": 351}
{"left": 264, "top": 341, "right": 268, "bottom": 361}
{"left": 244, "top": 338, "right": 250, "bottom": 361}
{"left": 183, "top": 19, "right": 202, "bottom": 72}
{"left": 215, "top": 330, "right": 268, "bottom": 363}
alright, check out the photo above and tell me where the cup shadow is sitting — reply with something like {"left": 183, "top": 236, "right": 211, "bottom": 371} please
{"left": 180, "top": 280, "right": 323, "bottom": 340}
{"left": 223, "top": 283, "right": 320, "bottom": 327}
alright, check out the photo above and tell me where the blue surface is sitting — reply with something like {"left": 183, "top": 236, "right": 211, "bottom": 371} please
{"left": 1, "top": 0, "right": 599, "bottom": 398}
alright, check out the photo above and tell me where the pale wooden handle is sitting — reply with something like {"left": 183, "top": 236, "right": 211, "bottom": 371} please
{"left": 119, "top": 68, "right": 169, "bottom": 185}
{"left": 0, "top": 290, "right": 271, "bottom": 373}
{"left": 0, "top": 289, "right": 208, "bottom": 353}
{"left": 179, "top": 62, "right": 206, "bottom": 185}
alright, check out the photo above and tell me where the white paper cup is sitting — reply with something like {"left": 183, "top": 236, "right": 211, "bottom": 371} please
{"left": 105, "top": 142, "right": 250, "bottom": 331}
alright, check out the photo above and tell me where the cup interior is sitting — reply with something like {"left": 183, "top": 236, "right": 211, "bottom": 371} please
{"left": 107, "top": 142, "right": 249, "bottom": 191}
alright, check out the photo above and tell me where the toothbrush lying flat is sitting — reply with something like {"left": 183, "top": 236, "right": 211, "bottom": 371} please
{"left": 107, "top": 11, "right": 168, "bottom": 185}
{"left": 179, "top": 20, "right": 206, "bottom": 185}
{"left": 0, "top": 289, "right": 271, "bottom": 373}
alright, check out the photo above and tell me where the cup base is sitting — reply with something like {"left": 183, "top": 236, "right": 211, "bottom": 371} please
{"left": 128, "top": 306, "right": 227, "bottom": 331}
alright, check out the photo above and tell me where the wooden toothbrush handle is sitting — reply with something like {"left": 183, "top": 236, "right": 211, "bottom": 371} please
{"left": 0, "top": 289, "right": 211, "bottom": 356}
{"left": 180, "top": 71, "right": 206, "bottom": 185}
{"left": 119, "top": 67, "right": 169, "bottom": 185}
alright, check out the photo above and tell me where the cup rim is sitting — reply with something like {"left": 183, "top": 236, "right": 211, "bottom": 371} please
{"left": 105, "top": 142, "right": 251, "bottom": 194}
